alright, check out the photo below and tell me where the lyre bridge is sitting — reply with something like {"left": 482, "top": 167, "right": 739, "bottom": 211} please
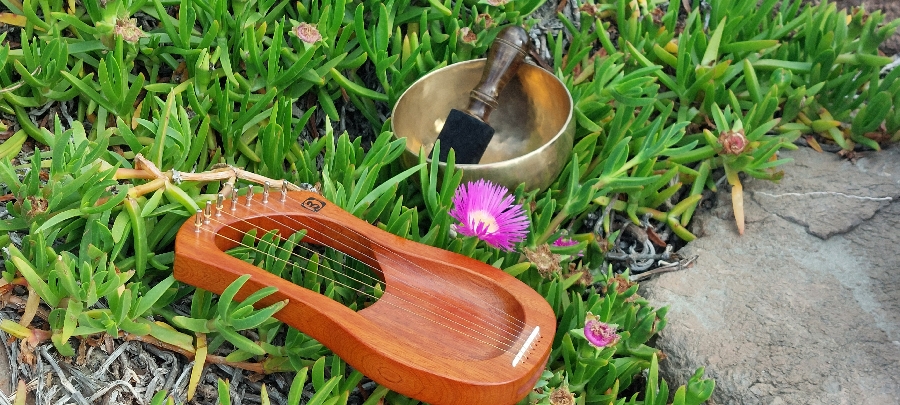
{"left": 512, "top": 326, "right": 540, "bottom": 367}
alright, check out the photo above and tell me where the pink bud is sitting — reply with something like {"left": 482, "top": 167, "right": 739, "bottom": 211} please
{"left": 718, "top": 129, "right": 747, "bottom": 155}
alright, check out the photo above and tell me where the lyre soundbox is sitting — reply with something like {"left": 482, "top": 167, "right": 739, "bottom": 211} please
{"left": 173, "top": 188, "right": 556, "bottom": 405}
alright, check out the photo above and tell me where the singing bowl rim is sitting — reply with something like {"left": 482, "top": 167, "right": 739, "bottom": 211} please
{"left": 391, "top": 59, "right": 574, "bottom": 191}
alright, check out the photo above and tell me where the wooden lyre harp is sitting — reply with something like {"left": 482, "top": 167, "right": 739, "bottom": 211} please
{"left": 173, "top": 186, "right": 556, "bottom": 405}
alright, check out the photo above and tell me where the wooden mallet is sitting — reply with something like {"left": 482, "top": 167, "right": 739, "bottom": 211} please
{"left": 435, "top": 26, "right": 531, "bottom": 164}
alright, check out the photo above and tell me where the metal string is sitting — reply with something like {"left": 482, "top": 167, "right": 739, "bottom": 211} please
{"left": 198, "top": 185, "right": 538, "bottom": 350}
{"left": 201, "top": 205, "right": 522, "bottom": 351}
{"left": 259, "top": 188, "right": 533, "bottom": 337}
{"left": 203, "top": 215, "right": 516, "bottom": 351}
{"left": 273, "top": 191, "right": 532, "bottom": 331}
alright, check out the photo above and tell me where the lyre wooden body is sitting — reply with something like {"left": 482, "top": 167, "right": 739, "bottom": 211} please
{"left": 173, "top": 190, "right": 556, "bottom": 405}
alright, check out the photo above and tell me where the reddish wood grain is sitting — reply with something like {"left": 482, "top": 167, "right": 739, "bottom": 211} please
{"left": 174, "top": 190, "right": 556, "bottom": 405}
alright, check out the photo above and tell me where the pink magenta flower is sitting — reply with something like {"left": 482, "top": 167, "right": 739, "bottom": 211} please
{"left": 553, "top": 237, "right": 579, "bottom": 248}
{"left": 584, "top": 313, "right": 619, "bottom": 348}
{"left": 552, "top": 236, "right": 584, "bottom": 257}
{"left": 449, "top": 180, "right": 529, "bottom": 251}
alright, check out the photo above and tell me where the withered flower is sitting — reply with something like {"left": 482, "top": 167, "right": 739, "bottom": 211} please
{"left": 23, "top": 196, "right": 48, "bottom": 219}
{"left": 579, "top": 2, "right": 600, "bottom": 17}
{"left": 608, "top": 274, "right": 636, "bottom": 295}
{"left": 458, "top": 27, "right": 477, "bottom": 45}
{"left": 294, "top": 22, "right": 322, "bottom": 44}
{"left": 475, "top": 13, "right": 494, "bottom": 28}
{"left": 549, "top": 386, "right": 575, "bottom": 405}
{"left": 114, "top": 18, "right": 145, "bottom": 43}
{"left": 523, "top": 244, "right": 561, "bottom": 278}
{"left": 566, "top": 263, "right": 594, "bottom": 286}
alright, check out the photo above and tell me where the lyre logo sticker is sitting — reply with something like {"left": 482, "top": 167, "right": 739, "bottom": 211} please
{"left": 301, "top": 197, "right": 326, "bottom": 212}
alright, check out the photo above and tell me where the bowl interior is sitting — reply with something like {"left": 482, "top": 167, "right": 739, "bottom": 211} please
{"left": 392, "top": 60, "right": 571, "bottom": 165}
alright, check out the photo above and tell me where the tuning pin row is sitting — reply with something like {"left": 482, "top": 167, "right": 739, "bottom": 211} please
{"left": 195, "top": 181, "right": 291, "bottom": 233}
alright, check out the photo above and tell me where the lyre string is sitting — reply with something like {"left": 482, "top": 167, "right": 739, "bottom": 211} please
{"left": 272, "top": 192, "right": 531, "bottom": 331}
{"left": 203, "top": 209, "right": 521, "bottom": 351}
{"left": 249, "top": 188, "right": 533, "bottom": 339}
{"left": 203, "top": 216, "right": 515, "bottom": 352}
{"left": 202, "top": 184, "right": 535, "bottom": 349}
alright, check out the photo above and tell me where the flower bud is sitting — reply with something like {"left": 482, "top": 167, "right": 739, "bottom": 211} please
{"left": 718, "top": 129, "right": 747, "bottom": 155}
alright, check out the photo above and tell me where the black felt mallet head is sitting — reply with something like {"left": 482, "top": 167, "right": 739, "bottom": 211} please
{"left": 435, "top": 26, "right": 531, "bottom": 165}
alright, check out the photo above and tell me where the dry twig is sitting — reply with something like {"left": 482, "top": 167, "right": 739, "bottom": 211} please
{"left": 629, "top": 255, "right": 699, "bottom": 282}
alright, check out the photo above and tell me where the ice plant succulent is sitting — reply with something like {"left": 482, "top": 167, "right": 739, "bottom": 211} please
{"left": 584, "top": 313, "right": 619, "bottom": 348}
{"left": 449, "top": 179, "right": 529, "bottom": 251}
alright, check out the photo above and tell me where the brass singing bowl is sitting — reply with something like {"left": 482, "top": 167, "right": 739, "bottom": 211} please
{"left": 391, "top": 59, "right": 574, "bottom": 191}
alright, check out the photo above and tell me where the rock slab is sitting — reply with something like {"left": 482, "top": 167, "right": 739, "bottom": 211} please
{"left": 642, "top": 147, "right": 900, "bottom": 405}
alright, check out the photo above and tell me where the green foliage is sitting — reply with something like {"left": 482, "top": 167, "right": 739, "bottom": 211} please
{"left": 521, "top": 271, "right": 715, "bottom": 404}
{"left": 1, "top": 0, "right": 898, "bottom": 403}
{"left": 613, "top": 0, "right": 899, "bottom": 149}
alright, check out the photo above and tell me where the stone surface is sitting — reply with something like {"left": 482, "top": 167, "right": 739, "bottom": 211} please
{"left": 747, "top": 149, "right": 895, "bottom": 239}
{"left": 642, "top": 146, "right": 900, "bottom": 405}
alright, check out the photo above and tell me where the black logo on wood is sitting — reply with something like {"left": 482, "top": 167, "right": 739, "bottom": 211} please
{"left": 301, "top": 197, "right": 326, "bottom": 212}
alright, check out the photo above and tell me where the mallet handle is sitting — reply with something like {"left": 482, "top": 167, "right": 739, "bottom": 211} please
{"left": 466, "top": 26, "right": 530, "bottom": 124}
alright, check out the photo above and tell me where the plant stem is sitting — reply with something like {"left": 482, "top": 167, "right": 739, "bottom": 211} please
{"left": 536, "top": 211, "right": 569, "bottom": 245}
